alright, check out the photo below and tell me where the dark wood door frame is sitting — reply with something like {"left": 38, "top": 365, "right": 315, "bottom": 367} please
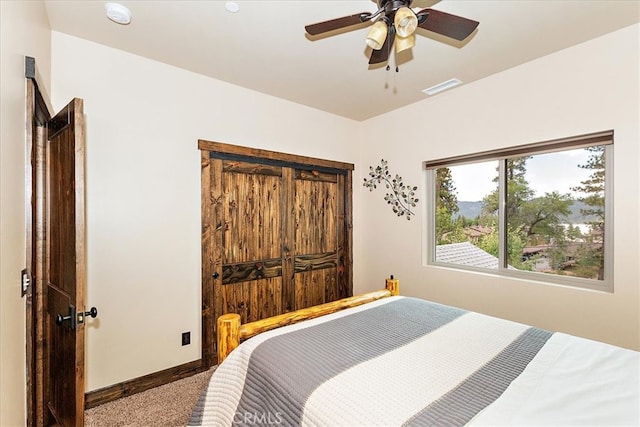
{"left": 25, "top": 56, "right": 53, "bottom": 427}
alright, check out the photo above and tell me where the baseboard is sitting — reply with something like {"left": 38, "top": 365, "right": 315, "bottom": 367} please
{"left": 84, "top": 359, "right": 204, "bottom": 409}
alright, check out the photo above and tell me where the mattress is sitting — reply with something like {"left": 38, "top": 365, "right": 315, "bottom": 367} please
{"left": 189, "top": 296, "right": 639, "bottom": 426}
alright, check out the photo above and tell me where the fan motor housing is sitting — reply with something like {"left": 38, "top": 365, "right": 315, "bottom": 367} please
{"left": 379, "top": 0, "right": 413, "bottom": 21}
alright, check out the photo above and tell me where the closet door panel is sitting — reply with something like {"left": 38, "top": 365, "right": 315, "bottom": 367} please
{"left": 215, "top": 160, "right": 284, "bottom": 326}
{"left": 293, "top": 170, "right": 346, "bottom": 310}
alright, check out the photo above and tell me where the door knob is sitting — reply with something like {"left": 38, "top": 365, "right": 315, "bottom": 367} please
{"left": 78, "top": 307, "right": 98, "bottom": 324}
{"left": 55, "top": 305, "right": 77, "bottom": 330}
{"left": 55, "top": 306, "right": 97, "bottom": 329}
{"left": 55, "top": 313, "right": 72, "bottom": 325}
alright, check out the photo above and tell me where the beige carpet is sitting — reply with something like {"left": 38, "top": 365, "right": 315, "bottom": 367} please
{"left": 85, "top": 367, "right": 216, "bottom": 426}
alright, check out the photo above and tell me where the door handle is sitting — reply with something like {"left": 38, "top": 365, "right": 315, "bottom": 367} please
{"left": 55, "top": 306, "right": 98, "bottom": 329}
{"left": 55, "top": 305, "right": 77, "bottom": 330}
{"left": 78, "top": 307, "right": 98, "bottom": 325}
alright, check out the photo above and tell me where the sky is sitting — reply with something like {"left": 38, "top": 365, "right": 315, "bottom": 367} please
{"left": 449, "top": 148, "right": 595, "bottom": 201}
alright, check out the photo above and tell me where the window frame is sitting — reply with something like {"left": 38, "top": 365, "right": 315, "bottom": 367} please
{"left": 425, "top": 131, "right": 614, "bottom": 292}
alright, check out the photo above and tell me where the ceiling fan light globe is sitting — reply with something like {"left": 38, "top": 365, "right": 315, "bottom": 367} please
{"left": 395, "top": 34, "right": 415, "bottom": 53}
{"left": 394, "top": 7, "right": 418, "bottom": 38}
{"left": 365, "top": 21, "right": 388, "bottom": 50}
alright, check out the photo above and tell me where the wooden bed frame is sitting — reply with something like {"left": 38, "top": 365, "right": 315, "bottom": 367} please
{"left": 217, "top": 277, "right": 400, "bottom": 363}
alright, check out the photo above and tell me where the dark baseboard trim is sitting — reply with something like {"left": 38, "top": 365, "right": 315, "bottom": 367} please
{"left": 84, "top": 359, "right": 204, "bottom": 409}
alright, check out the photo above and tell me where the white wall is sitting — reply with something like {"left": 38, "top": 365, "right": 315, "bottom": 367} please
{"left": 0, "top": 1, "right": 52, "bottom": 426}
{"left": 360, "top": 24, "right": 640, "bottom": 351}
{"left": 50, "top": 32, "right": 363, "bottom": 391}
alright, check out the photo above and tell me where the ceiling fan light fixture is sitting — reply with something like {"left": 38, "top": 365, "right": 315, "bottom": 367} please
{"left": 304, "top": 4, "right": 479, "bottom": 67}
{"left": 422, "top": 78, "right": 463, "bottom": 95}
{"left": 395, "top": 34, "right": 415, "bottom": 53}
{"left": 394, "top": 7, "right": 418, "bottom": 38}
{"left": 365, "top": 21, "right": 388, "bottom": 50}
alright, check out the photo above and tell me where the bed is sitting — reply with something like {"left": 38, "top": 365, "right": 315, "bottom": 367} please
{"left": 189, "top": 278, "right": 639, "bottom": 426}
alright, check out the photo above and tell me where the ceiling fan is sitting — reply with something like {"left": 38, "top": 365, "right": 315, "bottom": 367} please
{"left": 305, "top": 0, "right": 479, "bottom": 65}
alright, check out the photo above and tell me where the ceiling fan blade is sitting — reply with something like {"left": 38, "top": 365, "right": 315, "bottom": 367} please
{"left": 369, "top": 27, "right": 394, "bottom": 65}
{"left": 305, "top": 12, "right": 372, "bottom": 35}
{"left": 416, "top": 8, "right": 479, "bottom": 41}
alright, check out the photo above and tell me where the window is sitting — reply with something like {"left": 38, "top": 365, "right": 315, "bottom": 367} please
{"left": 425, "top": 131, "right": 613, "bottom": 292}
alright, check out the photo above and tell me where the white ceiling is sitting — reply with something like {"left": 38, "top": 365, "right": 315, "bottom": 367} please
{"left": 43, "top": 1, "right": 639, "bottom": 121}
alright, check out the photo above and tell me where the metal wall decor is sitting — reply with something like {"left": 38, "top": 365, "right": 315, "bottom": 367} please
{"left": 363, "top": 159, "right": 418, "bottom": 220}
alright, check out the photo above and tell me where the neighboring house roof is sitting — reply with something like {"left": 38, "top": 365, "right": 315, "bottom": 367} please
{"left": 436, "top": 242, "right": 501, "bottom": 269}
{"left": 522, "top": 244, "right": 549, "bottom": 255}
{"left": 523, "top": 242, "right": 602, "bottom": 257}
{"left": 463, "top": 225, "right": 493, "bottom": 239}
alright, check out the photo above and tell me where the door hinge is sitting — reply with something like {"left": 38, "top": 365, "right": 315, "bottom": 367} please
{"left": 21, "top": 269, "right": 30, "bottom": 297}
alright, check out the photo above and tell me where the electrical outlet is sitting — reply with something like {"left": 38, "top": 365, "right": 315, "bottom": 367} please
{"left": 182, "top": 331, "right": 190, "bottom": 346}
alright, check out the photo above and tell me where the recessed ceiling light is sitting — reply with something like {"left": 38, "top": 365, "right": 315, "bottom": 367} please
{"left": 422, "top": 78, "right": 462, "bottom": 96}
{"left": 105, "top": 3, "right": 131, "bottom": 25}
{"left": 225, "top": 2, "right": 240, "bottom": 13}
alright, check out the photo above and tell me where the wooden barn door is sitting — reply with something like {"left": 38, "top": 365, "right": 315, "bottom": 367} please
{"left": 293, "top": 170, "right": 350, "bottom": 309}
{"left": 200, "top": 140, "right": 353, "bottom": 367}
{"left": 214, "top": 159, "right": 286, "bottom": 320}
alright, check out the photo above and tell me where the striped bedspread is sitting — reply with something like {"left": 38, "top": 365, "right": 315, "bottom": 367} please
{"left": 189, "top": 296, "right": 640, "bottom": 426}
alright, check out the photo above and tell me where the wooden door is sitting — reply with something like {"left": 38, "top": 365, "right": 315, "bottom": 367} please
{"left": 200, "top": 141, "right": 353, "bottom": 366}
{"left": 293, "top": 170, "right": 350, "bottom": 309}
{"left": 216, "top": 159, "right": 286, "bottom": 323}
{"left": 43, "top": 98, "right": 87, "bottom": 427}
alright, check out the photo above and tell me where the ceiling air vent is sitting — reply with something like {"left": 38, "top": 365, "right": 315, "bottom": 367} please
{"left": 422, "top": 78, "right": 462, "bottom": 96}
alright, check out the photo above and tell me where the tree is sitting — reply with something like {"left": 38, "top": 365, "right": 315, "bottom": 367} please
{"left": 435, "top": 207, "right": 467, "bottom": 245}
{"left": 515, "top": 192, "right": 573, "bottom": 240}
{"left": 482, "top": 157, "right": 533, "bottom": 219}
{"left": 436, "top": 168, "right": 458, "bottom": 215}
{"left": 476, "top": 223, "right": 533, "bottom": 270}
{"left": 572, "top": 146, "right": 605, "bottom": 222}
{"left": 481, "top": 157, "right": 573, "bottom": 270}
{"left": 571, "top": 146, "right": 606, "bottom": 279}
{"left": 435, "top": 168, "right": 463, "bottom": 244}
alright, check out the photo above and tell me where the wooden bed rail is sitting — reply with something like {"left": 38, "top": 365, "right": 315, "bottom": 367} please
{"left": 217, "top": 276, "right": 400, "bottom": 363}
